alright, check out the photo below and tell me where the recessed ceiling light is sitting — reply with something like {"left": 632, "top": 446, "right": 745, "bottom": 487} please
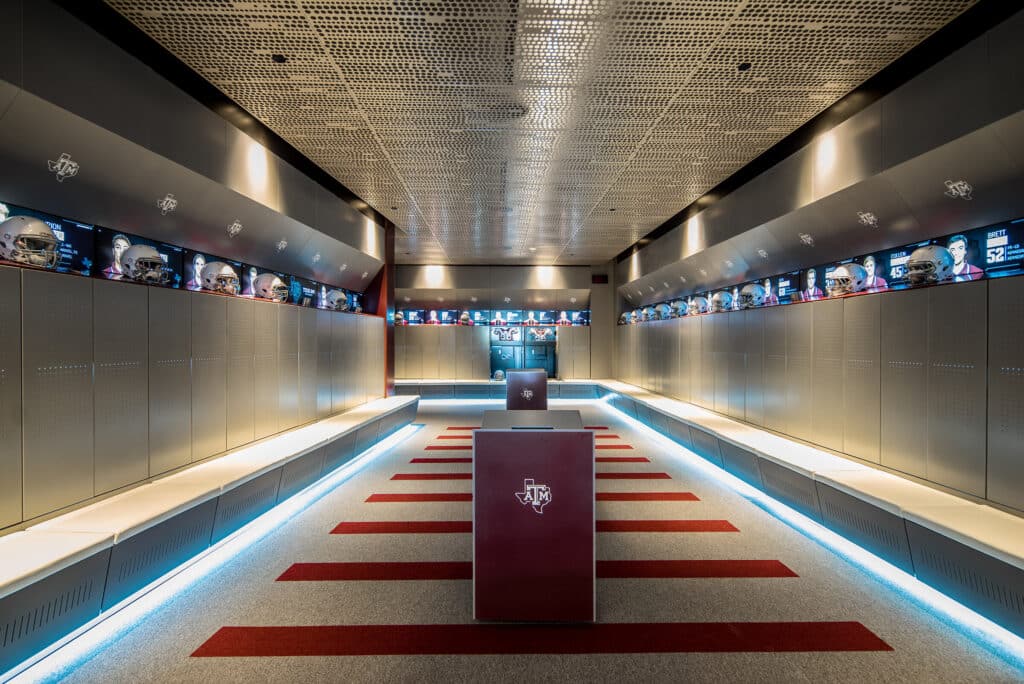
{"left": 608, "top": 208, "right": 616, "bottom": 212}
{"left": 391, "top": 206, "right": 398, "bottom": 210}
{"left": 737, "top": 62, "right": 752, "bottom": 72}
{"left": 529, "top": 247, "right": 537, "bottom": 251}
{"left": 271, "top": 54, "right": 287, "bottom": 64}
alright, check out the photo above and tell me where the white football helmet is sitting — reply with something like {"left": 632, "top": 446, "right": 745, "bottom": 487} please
{"left": 201, "top": 261, "right": 240, "bottom": 295}
{"left": 671, "top": 300, "right": 686, "bottom": 317}
{"left": 395, "top": 311, "right": 405, "bottom": 323}
{"left": 460, "top": 311, "right": 471, "bottom": 324}
{"left": 0, "top": 216, "right": 58, "bottom": 268}
{"left": 326, "top": 289, "right": 350, "bottom": 311}
{"left": 907, "top": 245, "right": 954, "bottom": 285}
{"left": 493, "top": 369, "right": 505, "bottom": 381}
{"left": 618, "top": 312, "right": 630, "bottom": 325}
{"left": 710, "top": 290, "right": 733, "bottom": 313}
{"left": 739, "top": 283, "right": 766, "bottom": 309}
{"left": 641, "top": 306, "right": 655, "bottom": 322}
{"left": 688, "top": 296, "right": 709, "bottom": 315}
{"left": 253, "top": 273, "right": 288, "bottom": 302}
{"left": 827, "top": 263, "right": 868, "bottom": 297}
{"left": 121, "top": 244, "right": 170, "bottom": 284}
{"left": 656, "top": 303, "right": 672, "bottom": 320}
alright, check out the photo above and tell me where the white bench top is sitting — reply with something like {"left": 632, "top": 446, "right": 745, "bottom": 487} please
{"left": 0, "top": 530, "right": 114, "bottom": 600}
{"left": 902, "top": 504, "right": 1024, "bottom": 572}
{"left": 814, "top": 470, "right": 972, "bottom": 518}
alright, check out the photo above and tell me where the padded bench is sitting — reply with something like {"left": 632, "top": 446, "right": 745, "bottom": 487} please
{"left": 594, "top": 379, "right": 1024, "bottom": 638}
{"left": 394, "top": 379, "right": 604, "bottom": 400}
{"left": 0, "top": 395, "right": 418, "bottom": 677}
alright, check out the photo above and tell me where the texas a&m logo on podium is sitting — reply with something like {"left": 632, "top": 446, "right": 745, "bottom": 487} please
{"left": 515, "top": 478, "right": 551, "bottom": 514}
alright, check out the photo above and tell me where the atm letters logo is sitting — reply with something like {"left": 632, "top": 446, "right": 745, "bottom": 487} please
{"left": 515, "top": 478, "right": 551, "bottom": 514}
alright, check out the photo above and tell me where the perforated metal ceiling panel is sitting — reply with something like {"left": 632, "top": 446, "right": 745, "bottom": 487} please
{"left": 105, "top": 0, "right": 976, "bottom": 265}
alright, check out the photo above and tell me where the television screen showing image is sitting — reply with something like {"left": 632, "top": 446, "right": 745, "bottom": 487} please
{"left": 569, "top": 310, "right": 590, "bottom": 325}
{"left": 438, "top": 309, "right": 460, "bottom": 325}
{"left": 798, "top": 267, "right": 825, "bottom": 302}
{"left": 490, "top": 310, "right": 520, "bottom": 326}
{"left": 183, "top": 249, "right": 243, "bottom": 295}
{"left": 466, "top": 310, "right": 490, "bottom": 325}
{"left": 522, "top": 310, "right": 554, "bottom": 326}
{"left": 349, "top": 291, "right": 363, "bottom": 312}
{"left": 398, "top": 309, "right": 424, "bottom": 324}
{"left": 0, "top": 201, "right": 95, "bottom": 276}
{"left": 978, "top": 219, "right": 1024, "bottom": 279}
{"left": 774, "top": 271, "right": 800, "bottom": 304}
{"left": 857, "top": 253, "right": 890, "bottom": 292}
{"left": 289, "top": 275, "right": 318, "bottom": 307}
{"left": 94, "top": 226, "right": 183, "bottom": 287}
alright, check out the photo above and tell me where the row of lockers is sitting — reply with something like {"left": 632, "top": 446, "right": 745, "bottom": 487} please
{"left": 0, "top": 266, "right": 385, "bottom": 528}
{"left": 395, "top": 326, "right": 491, "bottom": 379}
{"left": 616, "top": 277, "right": 1024, "bottom": 512}
{"left": 555, "top": 326, "right": 591, "bottom": 380}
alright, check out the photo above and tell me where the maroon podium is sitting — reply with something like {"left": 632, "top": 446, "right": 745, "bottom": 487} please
{"left": 505, "top": 368, "right": 548, "bottom": 410}
{"left": 473, "top": 419, "right": 595, "bottom": 622}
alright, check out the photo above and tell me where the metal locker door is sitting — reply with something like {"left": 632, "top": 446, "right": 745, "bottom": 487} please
{"left": 421, "top": 326, "right": 440, "bottom": 379}
{"left": 762, "top": 305, "right": 787, "bottom": 433}
{"left": 880, "top": 287, "right": 928, "bottom": 478}
{"left": 330, "top": 312, "right": 347, "bottom": 411}
{"left": 843, "top": 293, "right": 881, "bottom": 463}
{"left": 394, "top": 325, "right": 407, "bottom": 378}
{"left": 785, "top": 302, "right": 813, "bottom": 441}
{"left": 438, "top": 326, "right": 456, "bottom": 378}
{"left": 455, "top": 327, "right": 473, "bottom": 379}
{"left": 744, "top": 308, "right": 765, "bottom": 427}
{"left": 277, "top": 303, "right": 300, "bottom": 430}
{"left": 149, "top": 287, "right": 191, "bottom": 475}
{"left": 316, "top": 309, "right": 332, "bottom": 417}
{"left": 811, "top": 298, "right": 844, "bottom": 451}
{"left": 697, "top": 316, "right": 715, "bottom": 409}
{"left": 253, "top": 299, "right": 279, "bottom": 438}
{"left": 727, "top": 312, "right": 746, "bottom": 420}
{"left": 988, "top": 277, "right": 1024, "bottom": 510}
{"left": 226, "top": 297, "right": 255, "bottom": 449}
{"left": 927, "top": 282, "right": 986, "bottom": 496}
{"left": 576, "top": 326, "right": 591, "bottom": 379}
{"left": 0, "top": 266, "right": 20, "bottom": 527}
{"left": 676, "top": 317, "right": 691, "bottom": 403}
{"left": 298, "top": 307, "right": 318, "bottom": 424}
{"left": 22, "top": 269, "right": 93, "bottom": 519}
{"left": 93, "top": 279, "right": 148, "bottom": 494}
{"left": 191, "top": 292, "right": 227, "bottom": 462}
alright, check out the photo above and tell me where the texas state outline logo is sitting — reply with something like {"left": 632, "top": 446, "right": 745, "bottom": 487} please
{"left": 515, "top": 478, "right": 551, "bottom": 514}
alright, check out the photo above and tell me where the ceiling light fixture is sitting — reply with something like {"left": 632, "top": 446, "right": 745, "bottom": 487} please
{"left": 737, "top": 62, "right": 752, "bottom": 72}
{"left": 271, "top": 54, "right": 287, "bottom": 64}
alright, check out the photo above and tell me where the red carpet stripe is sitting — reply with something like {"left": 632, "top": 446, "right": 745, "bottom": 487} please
{"left": 330, "top": 520, "right": 734, "bottom": 534}
{"left": 597, "top": 492, "right": 699, "bottom": 501}
{"left": 193, "top": 622, "right": 891, "bottom": 656}
{"left": 367, "top": 492, "right": 699, "bottom": 503}
{"left": 411, "top": 457, "right": 472, "bottom": 463}
{"left": 595, "top": 456, "right": 649, "bottom": 463}
{"left": 596, "top": 444, "right": 634, "bottom": 450}
{"left": 425, "top": 445, "right": 473, "bottom": 451}
{"left": 277, "top": 560, "right": 796, "bottom": 582}
{"left": 392, "top": 473, "right": 472, "bottom": 481}
{"left": 446, "top": 426, "right": 479, "bottom": 430}
{"left": 585, "top": 426, "right": 609, "bottom": 430}
{"left": 594, "top": 434, "right": 622, "bottom": 439}
{"left": 366, "top": 493, "right": 473, "bottom": 503}
{"left": 596, "top": 472, "right": 670, "bottom": 480}
{"left": 596, "top": 520, "right": 737, "bottom": 532}
{"left": 332, "top": 521, "right": 472, "bottom": 534}
{"left": 436, "top": 434, "right": 472, "bottom": 440}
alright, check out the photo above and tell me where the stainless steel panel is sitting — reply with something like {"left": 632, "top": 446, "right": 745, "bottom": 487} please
{"left": 148, "top": 288, "right": 190, "bottom": 475}
{"left": 22, "top": 269, "right": 93, "bottom": 518}
{"left": 810, "top": 298, "right": 844, "bottom": 451}
{"left": 759, "top": 460, "right": 821, "bottom": 521}
{"left": 253, "top": 300, "right": 279, "bottom": 439}
{"left": 684, "top": 316, "right": 699, "bottom": 404}
{"left": 880, "top": 288, "right": 928, "bottom": 477}
{"left": 473, "top": 325, "right": 490, "bottom": 379}
{"left": 225, "top": 297, "right": 255, "bottom": 449}
{"left": 784, "top": 303, "right": 813, "bottom": 441}
{"left": 816, "top": 481, "right": 914, "bottom": 573}
{"left": 403, "top": 325, "right": 423, "bottom": 379}
{"left": 331, "top": 312, "right": 350, "bottom": 411}
{"left": 698, "top": 316, "right": 715, "bottom": 409}
{"left": 277, "top": 304, "right": 300, "bottom": 430}
{"left": 455, "top": 327, "right": 474, "bottom": 379}
{"left": 744, "top": 308, "right": 765, "bottom": 427}
{"left": 316, "top": 309, "right": 332, "bottom": 417}
{"left": 210, "top": 468, "right": 283, "bottom": 543}
{"left": 438, "top": 326, "right": 456, "bottom": 379}
{"left": 93, "top": 280, "right": 148, "bottom": 494}
{"left": 927, "top": 282, "right": 987, "bottom": 496}
{"left": 0, "top": 266, "right": 20, "bottom": 527}
{"left": 191, "top": 293, "right": 226, "bottom": 462}
{"left": 843, "top": 293, "right": 882, "bottom": 463}
{"left": 298, "top": 307, "right": 318, "bottom": 424}
{"left": 420, "top": 326, "right": 440, "bottom": 380}
{"left": 762, "top": 305, "right": 787, "bottom": 433}
{"left": 988, "top": 277, "right": 1024, "bottom": 511}
{"left": 726, "top": 312, "right": 745, "bottom": 420}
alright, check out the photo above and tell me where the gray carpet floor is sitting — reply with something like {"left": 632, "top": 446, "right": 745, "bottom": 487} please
{"left": 52, "top": 400, "right": 1023, "bottom": 682}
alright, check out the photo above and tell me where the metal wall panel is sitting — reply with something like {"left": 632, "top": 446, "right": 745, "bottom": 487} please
{"left": 698, "top": 316, "right": 715, "bottom": 409}
{"left": 93, "top": 280, "right": 148, "bottom": 494}
{"left": 684, "top": 316, "right": 698, "bottom": 403}
{"left": 148, "top": 288, "right": 190, "bottom": 475}
{"left": 784, "top": 303, "right": 813, "bottom": 441}
{"left": 225, "top": 297, "right": 255, "bottom": 449}
{"left": 394, "top": 325, "right": 407, "bottom": 378}
{"left": 762, "top": 306, "right": 787, "bottom": 432}
{"left": 810, "top": 298, "right": 844, "bottom": 451}
{"left": 843, "top": 293, "right": 882, "bottom": 463}
{"left": 22, "top": 269, "right": 93, "bottom": 518}
{"left": 419, "top": 326, "right": 440, "bottom": 379}
{"left": 926, "top": 282, "right": 987, "bottom": 496}
{"left": 331, "top": 313, "right": 350, "bottom": 411}
{"left": 726, "top": 312, "right": 745, "bottom": 420}
{"left": 744, "top": 308, "right": 765, "bottom": 427}
{"left": 455, "top": 326, "right": 474, "bottom": 379}
{"left": 988, "top": 277, "right": 1024, "bottom": 511}
{"left": 277, "top": 304, "right": 300, "bottom": 431}
{"left": 880, "top": 288, "right": 929, "bottom": 477}
{"left": 298, "top": 307, "right": 318, "bottom": 424}
{"left": 316, "top": 309, "right": 332, "bottom": 418}
{"left": 438, "top": 326, "right": 456, "bottom": 379}
{"left": 403, "top": 325, "right": 423, "bottom": 379}
{"left": 0, "top": 266, "right": 21, "bottom": 527}
{"left": 473, "top": 325, "right": 490, "bottom": 378}
{"left": 575, "top": 326, "right": 592, "bottom": 379}
{"left": 253, "top": 299, "right": 279, "bottom": 439}
{"left": 190, "top": 293, "right": 227, "bottom": 462}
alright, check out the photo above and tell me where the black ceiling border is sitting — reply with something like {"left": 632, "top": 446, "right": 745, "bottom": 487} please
{"left": 614, "top": 0, "right": 1020, "bottom": 264}
{"left": 52, "top": 0, "right": 395, "bottom": 232}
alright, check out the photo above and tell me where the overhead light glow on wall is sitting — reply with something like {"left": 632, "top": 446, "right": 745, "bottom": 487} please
{"left": 424, "top": 264, "right": 445, "bottom": 287}
{"left": 246, "top": 141, "right": 270, "bottom": 194}
{"left": 535, "top": 265, "right": 556, "bottom": 288}
{"left": 684, "top": 214, "right": 704, "bottom": 258}
{"left": 815, "top": 131, "right": 837, "bottom": 179}
{"left": 365, "top": 216, "right": 380, "bottom": 259}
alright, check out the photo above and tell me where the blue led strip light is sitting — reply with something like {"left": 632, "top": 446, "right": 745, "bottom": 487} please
{"left": 2, "top": 423, "right": 423, "bottom": 684}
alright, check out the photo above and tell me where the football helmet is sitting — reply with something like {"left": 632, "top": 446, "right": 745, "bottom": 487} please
{"left": 710, "top": 290, "right": 733, "bottom": 313}
{"left": 618, "top": 312, "right": 630, "bottom": 325}
{"left": 656, "top": 303, "right": 672, "bottom": 320}
{"left": 459, "top": 311, "right": 471, "bottom": 324}
{"left": 688, "top": 296, "right": 709, "bottom": 315}
{"left": 0, "top": 216, "right": 58, "bottom": 268}
{"left": 826, "top": 263, "right": 868, "bottom": 297}
{"left": 907, "top": 245, "right": 954, "bottom": 285}
{"left": 493, "top": 369, "right": 505, "bottom": 381}
{"left": 121, "top": 244, "right": 170, "bottom": 284}
{"left": 201, "top": 261, "right": 240, "bottom": 295}
{"left": 739, "top": 283, "right": 766, "bottom": 309}
{"left": 253, "top": 273, "right": 288, "bottom": 302}
{"left": 326, "top": 289, "right": 350, "bottom": 311}
{"left": 671, "top": 300, "right": 687, "bottom": 317}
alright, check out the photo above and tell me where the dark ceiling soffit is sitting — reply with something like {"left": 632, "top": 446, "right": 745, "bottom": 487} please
{"left": 52, "top": 0, "right": 395, "bottom": 233}
{"left": 615, "top": 0, "right": 1020, "bottom": 264}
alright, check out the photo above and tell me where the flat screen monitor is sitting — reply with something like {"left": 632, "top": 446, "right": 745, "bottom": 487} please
{"left": 0, "top": 201, "right": 95, "bottom": 276}
{"left": 183, "top": 249, "right": 243, "bottom": 295}
{"left": 289, "top": 275, "right": 318, "bottom": 307}
{"left": 522, "top": 310, "right": 554, "bottom": 326}
{"left": 438, "top": 309, "right": 461, "bottom": 324}
{"left": 490, "top": 310, "right": 520, "bottom": 326}
{"left": 774, "top": 271, "right": 801, "bottom": 304}
{"left": 464, "top": 309, "right": 489, "bottom": 325}
{"left": 399, "top": 309, "right": 425, "bottom": 324}
{"left": 94, "top": 226, "right": 183, "bottom": 287}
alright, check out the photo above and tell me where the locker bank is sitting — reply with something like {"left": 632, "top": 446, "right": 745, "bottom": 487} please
{"left": 0, "top": 1, "right": 1023, "bottom": 681}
